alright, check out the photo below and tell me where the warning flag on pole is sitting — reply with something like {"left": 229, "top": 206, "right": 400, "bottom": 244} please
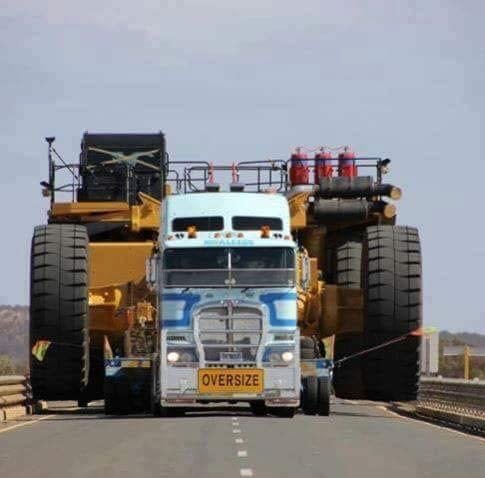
{"left": 103, "top": 335, "right": 113, "bottom": 359}
{"left": 31, "top": 340, "right": 52, "bottom": 362}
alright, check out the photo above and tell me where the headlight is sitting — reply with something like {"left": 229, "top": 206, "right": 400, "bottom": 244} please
{"left": 264, "top": 348, "right": 295, "bottom": 364}
{"left": 166, "top": 347, "right": 198, "bottom": 366}
{"left": 281, "top": 351, "right": 294, "bottom": 362}
{"left": 167, "top": 351, "right": 180, "bottom": 363}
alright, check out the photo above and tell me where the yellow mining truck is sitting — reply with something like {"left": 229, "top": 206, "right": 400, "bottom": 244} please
{"left": 287, "top": 148, "right": 421, "bottom": 401}
{"left": 30, "top": 133, "right": 165, "bottom": 403}
{"left": 30, "top": 134, "right": 421, "bottom": 404}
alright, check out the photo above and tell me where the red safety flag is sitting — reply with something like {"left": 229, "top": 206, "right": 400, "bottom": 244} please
{"left": 409, "top": 326, "right": 438, "bottom": 337}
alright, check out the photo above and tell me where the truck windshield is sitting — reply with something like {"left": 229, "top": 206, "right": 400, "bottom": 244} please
{"left": 163, "top": 247, "right": 294, "bottom": 287}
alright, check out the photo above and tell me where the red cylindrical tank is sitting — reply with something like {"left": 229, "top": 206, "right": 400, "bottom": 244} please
{"left": 289, "top": 148, "right": 310, "bottom": 185}
{"left": 338, "top": 147, "right": 358, "bottom": 177}
{"left": 314, "top": 149, "right": 333, "bottom": 183}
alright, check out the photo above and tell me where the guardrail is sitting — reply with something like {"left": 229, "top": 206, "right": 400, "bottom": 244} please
{"left": 0, "top": 375, "right": 31, "bottom": 420}
{"left": 417, "top": 377, "right": 485, "bottom": 432}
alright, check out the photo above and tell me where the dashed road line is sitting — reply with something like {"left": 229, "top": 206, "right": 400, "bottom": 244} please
{"left": 230, "top": 416, "right": 253, "bottom": 476}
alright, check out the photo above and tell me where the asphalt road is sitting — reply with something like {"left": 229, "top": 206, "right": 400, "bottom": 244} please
{"left": 0, "top": 399, "right": 483, "bottom": 478}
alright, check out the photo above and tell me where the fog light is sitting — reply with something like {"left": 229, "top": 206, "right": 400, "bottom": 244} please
{"left": 167, "top": 351, "right": 180, "bottom": 363}
{"left": 281, "top": 351, "right": 294, "bottom": 362}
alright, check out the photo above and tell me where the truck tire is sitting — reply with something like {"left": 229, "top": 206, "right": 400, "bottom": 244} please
{"left": 302, "top": 376, "right": 318, "bottom": 415}
{"left": 363, "top": 226, "right": 422, "bottom": 401}
{"left": 104, "top": 379, "right": 119, "bottom": 415}
{"left": 317, "top": 376, "right": 330, "bottom": 416}
{"left": 30, "top": 224, "right": 89, "bottom": 400}
{"left": 362, "top": 225, "right": 422, "bottom": 401}
{"left": 332, "top": 237, "right": 365, "bottom": 399}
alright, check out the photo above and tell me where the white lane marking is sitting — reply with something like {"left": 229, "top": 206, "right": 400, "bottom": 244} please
{"left": 378, "top": 406, "right": 485, "bottom": 444}
{"left": 235, "top": 438, "right": 244, "bottom": 444}
{"left": 232, "top": 417, "right": 238, "bottom": 421}
{"left": 240, "top": 469, "right": 253, "bottom": 477}
{"left": 237, "top": 450, "right": 248, "bottom": 457}
{"left": 232, "top": 428, "right": 241, "bottom": 434}
{"left": 0, "top": 414, "right": 55, "bottom": 434}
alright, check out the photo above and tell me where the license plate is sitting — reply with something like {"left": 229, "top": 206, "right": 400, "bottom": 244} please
{"left": 220, "top": 352, "right": 243, "bottom": 362}
{"left": 198, "top": 369, "right": 264, "bottom": 394}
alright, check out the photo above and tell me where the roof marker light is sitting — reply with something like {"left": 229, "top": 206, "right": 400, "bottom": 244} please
{"left": 187, "top": 226, "right": 197, "bottom": 238}
{"left": 261, "top": 225, "right": 271, "bottom": 238}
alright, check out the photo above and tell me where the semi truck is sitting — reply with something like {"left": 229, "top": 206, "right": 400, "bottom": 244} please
{"left": 30, "top": 132, "right": 421, "bottom": 414}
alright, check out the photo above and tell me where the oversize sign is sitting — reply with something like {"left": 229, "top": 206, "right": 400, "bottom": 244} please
{"left": 198, "top": 368, "right": 264, "bottom": 394}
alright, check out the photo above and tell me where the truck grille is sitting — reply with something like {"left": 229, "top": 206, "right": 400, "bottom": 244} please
{"left": 196, "top": 304, "right": 263, "bottom": 365}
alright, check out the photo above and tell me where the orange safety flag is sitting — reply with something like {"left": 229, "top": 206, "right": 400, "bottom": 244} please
{"left": 409, "top": 326, "right": 438, "bottom": 337}
{"left": 104, "top": 335, "right": 113, "bottom": 359}
{"left": 31, "top": 340, "right": 52, "bottom": 362}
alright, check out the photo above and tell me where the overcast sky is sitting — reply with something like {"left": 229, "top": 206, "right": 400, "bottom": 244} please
{"left": 1, "top": 1, "right": 484, "bottom": 332}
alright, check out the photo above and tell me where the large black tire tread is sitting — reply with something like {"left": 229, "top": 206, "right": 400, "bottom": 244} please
{"left": 30, "top": 224, "right": 89, "bottom": 400}
{"left": 332, "top": 237, "right": 365, "bottom": 399}
{"left": 362, "top": 225, "right": 422, "bottom": 402}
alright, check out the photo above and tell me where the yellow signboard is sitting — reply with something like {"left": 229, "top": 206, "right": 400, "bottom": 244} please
{"left": 198, "top": 369, "right": 264, "bottom": 394}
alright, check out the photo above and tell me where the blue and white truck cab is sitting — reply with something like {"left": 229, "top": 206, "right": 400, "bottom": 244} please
{"left": 152, "top": 192, "right": 301, "bottom": 416}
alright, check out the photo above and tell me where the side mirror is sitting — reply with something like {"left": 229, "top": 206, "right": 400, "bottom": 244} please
{"left": 146, "top": 255, "right": 159, "bottom": 291}
{"left": 297, "top": 249, "right": 311, "bottom": 290}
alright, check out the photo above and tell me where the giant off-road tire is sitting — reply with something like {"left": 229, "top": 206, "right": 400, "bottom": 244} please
{"left": 30, "top": 224, "right": 89, "bottom": 400}
{"left": 332, "top": 237, "right": 365, "bottom": 399}
{"left": 362, "top": 225, "right": 422, "bottom": 401}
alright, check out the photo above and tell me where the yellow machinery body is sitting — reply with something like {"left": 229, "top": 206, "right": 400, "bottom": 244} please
{"left": 49, "top": 192, "right": 160, "bottom": 338}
